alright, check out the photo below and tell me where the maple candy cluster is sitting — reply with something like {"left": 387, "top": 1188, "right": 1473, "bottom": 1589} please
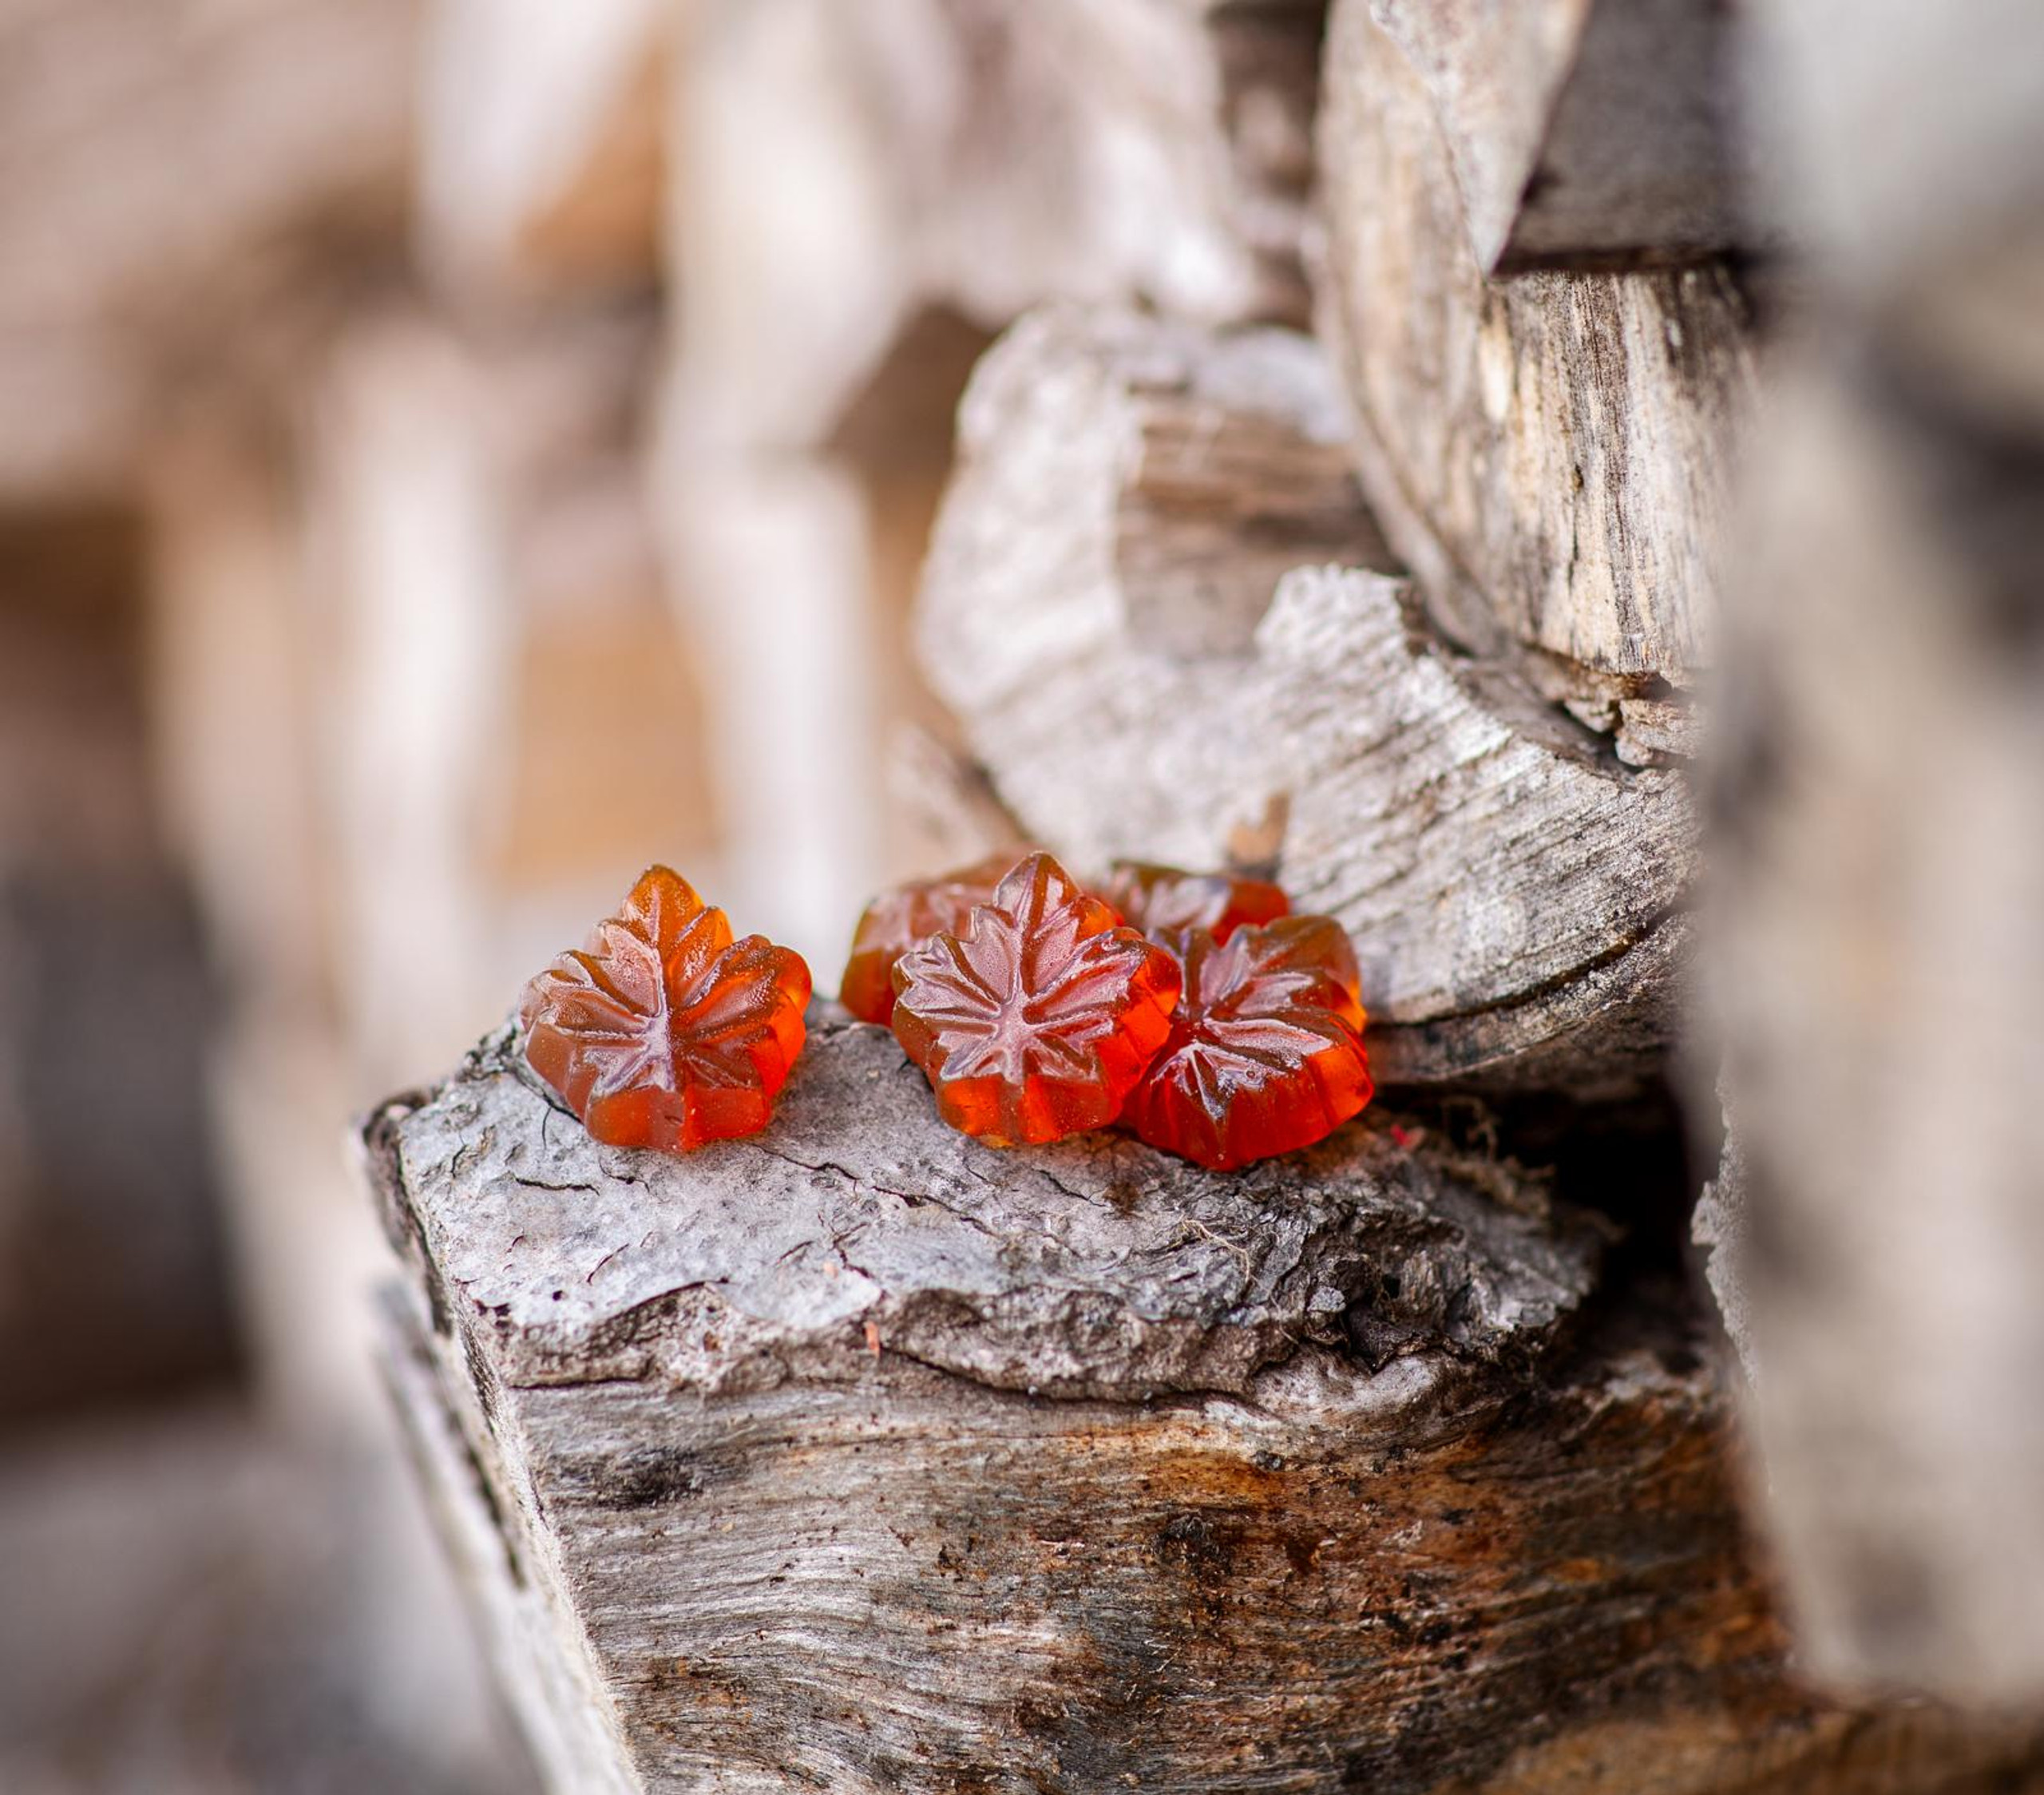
{"left": 517, "top": 866, "right": 810, "bottom": 1155}
{"left": 514, "top": 853, "right": 1372, "bottom": 1171}
{"left": 843, "top": 850, "right": 1373, "bottom": 1169}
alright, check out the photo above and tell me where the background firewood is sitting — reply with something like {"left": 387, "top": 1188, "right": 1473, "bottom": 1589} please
{"left": 1698, "top": 0, "right": 2044, "bottom": 1706}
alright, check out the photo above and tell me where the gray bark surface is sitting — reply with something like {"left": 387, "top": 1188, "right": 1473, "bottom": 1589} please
{"left": 365, "top": 1016, "right": 2044, "bottom": 1791}
{"left": 371, "top": 1016, "right": 1596, "bottom": 1403}
{"left": 914, "top": 306, "right": 1695, "bottom": 1092}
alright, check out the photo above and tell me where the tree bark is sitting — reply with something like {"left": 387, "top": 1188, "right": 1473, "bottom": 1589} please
{"left": 364, "top": 1016, "right": 2044, "bottom": 1791}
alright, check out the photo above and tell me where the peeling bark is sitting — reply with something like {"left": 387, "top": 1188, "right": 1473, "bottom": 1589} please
{"left": 364, "top": 1018, "right": 2044, "bottom": 1790}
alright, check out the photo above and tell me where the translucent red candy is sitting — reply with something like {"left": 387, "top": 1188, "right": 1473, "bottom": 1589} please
{"left": 1099, "top": 860, "right": 1289, "bottom": 943}
{"left": 518, "top": 866, "right": 811, "bottom": 1154}
{"left": 889, "top": 852, "right": 1181, "bottom": 1147}
{"left": 1122, "top": 916, "right": 1373, "bottom": 1171}
{"left": 839, "top": 852, "right": 1021, "bottom": 1026}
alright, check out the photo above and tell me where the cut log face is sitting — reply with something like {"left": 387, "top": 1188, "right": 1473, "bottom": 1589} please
{"left": 914, "top": 306, "right": 1695, "bottom": 1092}
{"left": 1316, "top": 0, "right": 1757, "bottom": 686}
{"left": 366, "top": 1016, "right": 2044, "bottom": 1792}
{"left": 1370, "top": 0, "right": 1753, "bottom": 274}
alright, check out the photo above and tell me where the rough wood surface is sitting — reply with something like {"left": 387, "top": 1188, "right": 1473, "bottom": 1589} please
{"left": 1369, "top": 0, "right": 1752, "bottom": 274}
{"left": 373, "top": 1017, "right": 1595, "bottom": 1401}
{"left": 914, "top": 306, "right": 1695, "bottom": 1092}
{"left": 366, "top": 1019, "right": 2044, "bottom": 1792}
{"left": 1314, "top": 0, "right": 1757, "bottom": 689}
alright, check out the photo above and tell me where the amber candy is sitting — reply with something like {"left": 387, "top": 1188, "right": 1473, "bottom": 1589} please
{"left": 839, "top": 852, "right": 1024, "bottom": 1026}
{"left": 1099, "top": 860, "right": 1289, "bottom": 943}
{"left": 889, "top": 852, "right": 1180, "bottom": 1147}
{"left": 1122, "top": 915, "right": 1373, "bottom": 1171}
{"left": 518, "top": 866, "right": 811, "bottom": 1155}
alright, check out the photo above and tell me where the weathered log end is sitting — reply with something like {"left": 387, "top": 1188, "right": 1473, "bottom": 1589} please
{"left": 913, "top": 305, "right": 1695, "bottom": 1096}
{"left": 362, "top": 1012, "right": 2044, "bottom": 1791}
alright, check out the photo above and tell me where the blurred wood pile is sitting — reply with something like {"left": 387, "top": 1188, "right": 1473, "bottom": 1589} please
{"left": 355, "top": 2, "right": 2044, "bottom": 1794}
{"left": 1, "top": 0, "right": 2040, "bottom": 1789}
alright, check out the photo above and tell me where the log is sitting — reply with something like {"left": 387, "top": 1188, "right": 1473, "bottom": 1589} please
{"left": 1701, "top": 0, "right": 2044, "bottom": 1705}
{"left": 913, "top": 305, "right": 1695, "bottom": 1092}
{"left": 1314, "top": 0, "right": 1758, "bottom": 690}
{"left": 416, "top": 0, "right": 664, "bottom": 297}
{"left": 1705, "top": 363, "right": 2044, "bottom": 1706}
{"left": 0, "top": 0, "right": 420, "bottom": 497}
{"left": 664, "top": 0, "right": 1323, "bottom": 457}
{"left": 1369, "top": 0, "right": 1753, "bottom": 274}
{"left": 364, "top": 1016, "right": 2044, "bottom": 1791}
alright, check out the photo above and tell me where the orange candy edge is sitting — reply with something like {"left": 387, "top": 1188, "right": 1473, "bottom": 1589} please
{"left": 888, "top": 851, "right": 1180, "bottom": 1148}
{"left": 518, "top": 866, "right": 811, "bottom": 1155}
{"left": 1120, "top": 917, "right": 1373, "bottom": 1171}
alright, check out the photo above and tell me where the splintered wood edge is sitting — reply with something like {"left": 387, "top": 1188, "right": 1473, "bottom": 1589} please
{"left": 363, "top": 1008, "right": 1602, "bottom": 1410}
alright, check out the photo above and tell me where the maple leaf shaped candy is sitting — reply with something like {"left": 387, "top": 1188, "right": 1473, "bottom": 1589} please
{"left": 1122, "top": 916, "right": 1373, "bottom": 1171}
{"left": 1099, "top": 860, "right": 1289, "bottom": 944}
{"left": 839, "top": 852, "right": 1027, "bottom": 1026}
{"left": 890, "top": 852, "right": 1181, "bottom": 1147}
{"left": 518, "top": 866, "right": 811, "bottom": 1154}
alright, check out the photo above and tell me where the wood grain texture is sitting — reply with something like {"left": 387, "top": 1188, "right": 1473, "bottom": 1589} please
{"left": 913, "top": 306, "right": 1696, "bottom": 1092}
{"left": 366, "top": 1020, "right": 2044, "bottom": 1791}
{"left": 1369, "top": 0, "right": 1752, "bottom": 274}
{"left": 1314, "top": 0, "right": 1757, "bottom": 687}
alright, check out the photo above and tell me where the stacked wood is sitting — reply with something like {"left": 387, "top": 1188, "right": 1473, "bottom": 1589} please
{"left": 915, "top": 306, "right": 1695, "bottom": 1094}
{"left": 656, "top": 0, "right": 1329, "bottom": 964}
{"left": 343, "top": 0, "right": 2044, "bottom": 1779}
{"left": 665, "top": 0, "right": 1325, "bottom": 454}
{"left": 366, "top": 1018, "right": 2044, "bottom": 1792}
{"left": 0, "top": 0, "right": 422, "bottom": 498}
{"left": 1703, "top": 0, "right": 2044, "bottom": 1705}
{"left": 1314, "top": 0, "right": 1757, "bottom": 709}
